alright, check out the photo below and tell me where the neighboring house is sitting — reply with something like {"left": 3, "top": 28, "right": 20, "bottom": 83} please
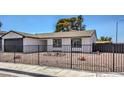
{"left": 0, "top": 30, "right": 97, "bottom": 53}
{"left": 96, "top": 41, "right": 112, "bottom": 44}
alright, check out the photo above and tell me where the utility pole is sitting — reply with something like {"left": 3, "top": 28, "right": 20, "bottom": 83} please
{"left": 116, "top": 19, "right": 124, "bottom": 43}
{"left": 116, "top": 21, "right": 118, "bottom": 44}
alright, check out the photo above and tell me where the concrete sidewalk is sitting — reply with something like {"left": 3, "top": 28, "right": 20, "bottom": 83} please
{"left": 0, "top": 62, "right": 124, "bottom": 77}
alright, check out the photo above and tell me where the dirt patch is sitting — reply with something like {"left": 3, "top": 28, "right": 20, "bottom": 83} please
{"left": 0, "top": 52, "right": 124, "bottom": 72}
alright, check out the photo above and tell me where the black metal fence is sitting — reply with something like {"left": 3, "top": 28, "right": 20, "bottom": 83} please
{"left": 0, "top": 44, "right": 124, "bottom": 72}
{"left": 93, "top": 43, "right": 124, "bottom": 53}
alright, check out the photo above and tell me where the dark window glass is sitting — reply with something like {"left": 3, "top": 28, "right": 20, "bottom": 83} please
{"left": 53, "top": 39, "right": 62, "bottom": 47}
{"left": 71, "top": 38, "right": 82, "bottom": 48}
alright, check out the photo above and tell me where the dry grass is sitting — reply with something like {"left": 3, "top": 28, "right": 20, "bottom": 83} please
{"left": 0, "top": 52, "right": 124, "bottom": 72}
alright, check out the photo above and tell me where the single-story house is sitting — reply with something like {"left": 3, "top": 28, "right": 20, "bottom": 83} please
{"left": 0, "top": 30, "right": 97, "bottom": 53}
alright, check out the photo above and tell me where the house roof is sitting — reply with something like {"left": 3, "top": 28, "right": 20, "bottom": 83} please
{"left": 34, "top": 30, "right": 96, "bottom": 39}
{"left": 1, "top": 30, "right": 41, "bottom": 39}
{"left": 1, "top": 30, "right": 97, "bottom": 39}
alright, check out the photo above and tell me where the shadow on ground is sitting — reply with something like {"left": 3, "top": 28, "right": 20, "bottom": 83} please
{"left": 0, "top": 68, "right": 53, "bottom": 77}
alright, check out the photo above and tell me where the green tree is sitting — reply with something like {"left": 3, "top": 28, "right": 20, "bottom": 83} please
{"left": 55, "top": 15, "right": 85, "bottom": 32}
{"left": 77, "top": 15, "right": 83, "bottom": 30}
{"left": 99, "top": 36, "right": 112, "bottom": 41}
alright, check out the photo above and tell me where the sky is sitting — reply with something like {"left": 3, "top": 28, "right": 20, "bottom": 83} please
{"left": 0, "top": 15, "right": 124, "bottom": 43}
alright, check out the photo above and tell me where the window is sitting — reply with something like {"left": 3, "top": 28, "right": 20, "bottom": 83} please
{"left": 71, "top": 38, "right": 82, "bottom": 48}
{"left": 53, "top": 39, "right": 62, "bottom": 47}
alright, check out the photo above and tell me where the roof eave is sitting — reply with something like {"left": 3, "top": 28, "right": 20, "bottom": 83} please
{"left": 36, "top": 36, "right": 92, "bottom": 39}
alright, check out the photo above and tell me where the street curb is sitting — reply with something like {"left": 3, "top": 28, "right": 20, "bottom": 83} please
{"left": 0, "top": 68, "right": 54, "bottom": 77}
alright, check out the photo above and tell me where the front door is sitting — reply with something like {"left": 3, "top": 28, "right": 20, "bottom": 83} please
{"left": 41, "top": 40, "right": 47, "bottom": 52}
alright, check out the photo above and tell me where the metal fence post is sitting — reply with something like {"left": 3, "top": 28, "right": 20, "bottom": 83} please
{"left": 14, "top": 45, "right": 16, "bottom": 63}
{"left": 71, "top": 40, "right": 72, "bottom": 69}
{"left": 112, "top": 44, "right": 115, "bottom": 72}
{"left": 38, "top": 45, "right": 40, "bottom": 65}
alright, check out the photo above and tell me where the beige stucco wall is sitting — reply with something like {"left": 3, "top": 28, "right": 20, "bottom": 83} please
{"left": 23, "top": 38, "right": 42, "bottom": 45}
{"left": 2, "top": 32, "right": 23, "bottom": 39}
{"left": 47, "top": 35, "right": 96, "bottom": 52}
{"left": 23, "top": 38, "right": 44, "bottom": 52}
{"left": 47, "top": 38, "right": 71, "bottom": 52}
{"left": 91, "top": 34, "right": 97, "bottom": 43}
